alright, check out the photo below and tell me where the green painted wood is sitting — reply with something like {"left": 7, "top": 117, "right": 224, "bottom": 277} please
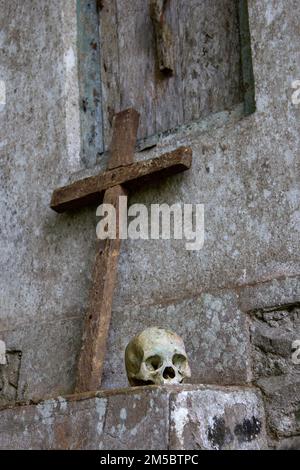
{"left": 77, "top": 0, "right": 104, "bottom": 167}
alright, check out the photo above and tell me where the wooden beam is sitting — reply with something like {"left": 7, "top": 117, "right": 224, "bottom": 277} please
{"left": 50, "top": 147, "right": 192, "bottom": 213}
{"left": 108, "top": 108, "right": 140, "bottom": 169}
{"left": 75, "top": 185, "right": 127, "bottom": 393}
{"left": 75, "top": 109, "right": 139, "bottom": 393}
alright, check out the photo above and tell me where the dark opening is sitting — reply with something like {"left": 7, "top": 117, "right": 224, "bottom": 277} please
{"left": 163, "top": 366, "right": 175, "bottom": 379}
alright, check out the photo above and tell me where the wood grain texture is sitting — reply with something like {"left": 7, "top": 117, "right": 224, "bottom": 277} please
{"left": 116, "top": 0, "right": 157, "bottom": 140}
{"left": 99, "top": 0, "right": 120, "bottom": 147}
{"left": 99, "top": 0, "right": 242, "bottom": 148}
{"left": 154, "top": 0, "right": 183, "bottom": 133}
{"left": 50, "top": 147, "right": 192, "bottom": 213}
{"left": 75, "top": 108, "right": 139, "bottom": 393}
{"left": 150, "top": 0, "right": 174, "bottom": 75}
{"left": 75, "top": 184, "right": 127, "bottom": 393}
{"left": 108, "top": 108, "right": 140, "bottom": 169}
{"left": 77, "top": 0, "right": 104, "bottom": 167}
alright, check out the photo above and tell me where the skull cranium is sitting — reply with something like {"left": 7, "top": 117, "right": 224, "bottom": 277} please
{"left": 125, "top": 327, "right": 191, "bottom": 386}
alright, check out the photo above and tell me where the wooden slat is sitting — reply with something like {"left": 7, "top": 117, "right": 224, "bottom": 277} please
{"left": 75, "top": 108, "right": 139, "bottom": 392}
{"left": 50, "top": 147, "right": 192, "bottom": 213}
{"left": 115, "top": 0, "right": 157, "bottom": 140}
{"left": 99, "top": 0, "right": 121, "bottom": 147}
{"left": 108, "top": 108, "right": 140, "bottom": 169}
{"left": 77, "top": 0, "right": 104, "bottom": 165}
{"left": 150, "top": 0, "right": 175, "bottom": 75}
{"left": 154, "top": 0, "right": 183, "bottom": 134}
{"left": 75, "top": 184, "right": 126, "bottom": 392}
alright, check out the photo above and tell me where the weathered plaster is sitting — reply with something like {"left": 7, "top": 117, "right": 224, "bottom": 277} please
{"left": 0, "top": 0, "right": 299, "bottom": 450}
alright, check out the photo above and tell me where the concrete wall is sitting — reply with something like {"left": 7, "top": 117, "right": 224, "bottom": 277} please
{"left": 0, "top": 0, "right": 299, "bottom": 449}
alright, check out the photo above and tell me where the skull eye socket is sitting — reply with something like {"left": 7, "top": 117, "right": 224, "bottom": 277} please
{"left": 145, "top": 355, "right": 162, "bottom": 371}
{"left": 172, "top": 353, "right": 187, "bottom": 371}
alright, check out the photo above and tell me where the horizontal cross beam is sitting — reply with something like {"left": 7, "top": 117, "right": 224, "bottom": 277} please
{"left": 50, "top": 146, "right": 192, "bottom": 213}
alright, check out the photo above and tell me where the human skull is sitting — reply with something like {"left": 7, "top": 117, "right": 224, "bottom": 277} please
{"left": 125, "top": 327, "right": 191, "bottom": 386}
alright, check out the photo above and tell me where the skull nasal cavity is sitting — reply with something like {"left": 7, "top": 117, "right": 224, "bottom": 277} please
{"left": 163, "top": 366, "right": 175, "bottom": 379}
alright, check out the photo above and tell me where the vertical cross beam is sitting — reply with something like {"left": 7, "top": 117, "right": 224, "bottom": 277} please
{"left": 75, "top": 109, "right": 139, "bottom": 392}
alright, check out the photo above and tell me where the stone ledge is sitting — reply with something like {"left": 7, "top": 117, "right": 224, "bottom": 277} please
{"left": 0, "top": 385, "right": 267, "bottom": 450}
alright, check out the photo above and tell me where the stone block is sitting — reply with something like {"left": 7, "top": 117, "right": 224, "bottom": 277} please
{"left": 1, "top": 317, "right": 83, "bottom": 403}
{"left": 250, "top": 304, "right": 300, "bottom": 437}
{"left": 0, "top": 385, "right": 267, "bottom": 450}
{"left": 250, "top": 305, "right": 300, "bottom": 379}
{"left": 256, "top": 375, "right": 300, "bottom": 437}
{"left": 1, "top": 0, "right": 300, "bottom": 406}
{"left": 239, "top": 276, "right": 300, "bottom": 313}
{"left": 169, "top": 386, "right": 267, "bottom": 449}
{"left": 0, "top": 350, "right": 22, "bottom": 407}
{"left": 99, "top": 387, "right": 169, "bottom": 450}
{"left": 103, "top": 290, "right": 251, "bottom": 389}
{"left": 275, "top": 436, "right": 300, "bottom": 450}
{"left": 0, "top": 396, "right": 107, "bottom": 450}
{"left": 0, "top": 387, "right": 169, "bottom": 450}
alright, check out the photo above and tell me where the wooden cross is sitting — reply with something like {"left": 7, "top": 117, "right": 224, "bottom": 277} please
{"left": 50, "top": 108, "right": 192, "bottom": 393}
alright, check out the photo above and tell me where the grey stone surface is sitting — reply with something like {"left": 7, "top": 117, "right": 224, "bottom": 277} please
{"left": 0, "top": 387, "right": 169, "bottom": 450}
{"left": 108, "top": 0, "right": 300, "bottom": 312}
{"left": 0, "top": 0, "right": 96, "bottom": 400}
{"left": 100, "top": 387, "right": 169, "bottom": 450}
{"left": 257, "top": 375, "right": 300, "bottom": 437}
{"left": 0, "top": 385, "right": 266, "bottom": 450}
{"left": 0, "top": 350, "right": 22, "bottom": 406}
{"left": 250, "top": 305, "right": 300, "bottom": 437}
{"left": 103, "top": 290, "right": 251, "bottom": 389}
{"left": 251, "top": 305, "right": 300, "bottom": 380}
{"left": 0, "top": 396, "right": 107, "bottom": 450}
{"left": 239, "top": 276, "right": 300, "bottom": 313}
{"left": 275, "top": 436, "right": 300, "bottom": 450}
{"left": 0, "top": 0, "right": 299, "bottom": 451}
{"left": 170, "top": 387, "right": 267, "bottom": 450}
{"left": 1, "top": 317, "right": 83, "bottom": 402}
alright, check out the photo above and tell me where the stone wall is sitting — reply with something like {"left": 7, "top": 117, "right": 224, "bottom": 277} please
{"left": 0, "top": 385, "right": 267, "bottom": 450}
{"left": 0, "top": 0, "right": 299, "bottom": 449}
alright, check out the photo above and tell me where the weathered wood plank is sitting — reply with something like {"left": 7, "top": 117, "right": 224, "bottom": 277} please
{"left": 115, "top": 0, "right": 157, "bottom": 140}
{"left": 77, "top": 0, "right": 104, "bottom": 166}
{"left": 75, "top": 108, "right": 140, "bottom": 392}
{"left": 99, "top": 0, "right": 120, "bottom": 148}
{"left": 75, "top": 184, "right": 126, "bottom": 393}
{"left": 50, "top": 147, "right": 192, "bottom": 213}
{"left": 154, "top": 0, "right": 183, "bottom": 134}
{"left": 150, "top": 0, "right": 175, "bottom": 75}
{"left": 108, "top": 108, "right": 140, "bottom": 169}
{"left": 98, "top": 0, "right": 242, "bottom": 145}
